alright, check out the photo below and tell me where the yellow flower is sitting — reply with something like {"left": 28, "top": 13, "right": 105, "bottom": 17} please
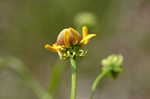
{"left": 44, "top": 26, "right": 96, "bottom": 53}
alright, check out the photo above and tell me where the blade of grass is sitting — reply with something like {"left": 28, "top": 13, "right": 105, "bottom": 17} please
{"left": 48, "top": 60, "right": 66, "bottom": 97}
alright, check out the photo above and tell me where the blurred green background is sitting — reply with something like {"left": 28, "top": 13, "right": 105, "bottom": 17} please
{"left": 0, "top": 0, "right": 150, "bottom": 99}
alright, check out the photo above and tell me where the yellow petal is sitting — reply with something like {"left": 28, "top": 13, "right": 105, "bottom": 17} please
{"left": 82, "top": 26, "right": 88, "bottom": 38}
{"left": 44, "top": 44, "right": 61, "bottom": 52}
{"left": 80, "top": 34, "right": 96, "bottom": 45}
{"left": 63, "top": 30, "right": 70, "bottom": 47}
{"left": 69, "top": 28, "right": 81, "bottom": 42}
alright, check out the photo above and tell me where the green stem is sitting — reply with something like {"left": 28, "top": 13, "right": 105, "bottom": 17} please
{"left": 90, "top": 71, "right": 107, "bottom": 99}
{"left": 70, "top": 58, "right": 77, "bottom": 99}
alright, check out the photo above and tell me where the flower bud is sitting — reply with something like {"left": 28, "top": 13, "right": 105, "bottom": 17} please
{"left": 55, "top": 28, "right": 82, "bottom": 47}
{"left": 101, "top": 54, "right": 123, "bottom": 79}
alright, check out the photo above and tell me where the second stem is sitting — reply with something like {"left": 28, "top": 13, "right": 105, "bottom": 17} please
{"left": 90, "top": 71, "right": 108, "bottom": 99}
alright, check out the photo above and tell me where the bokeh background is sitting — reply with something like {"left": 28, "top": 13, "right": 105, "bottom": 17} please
{"left": 0, "top": 0, "right": 150, "bottom": 99}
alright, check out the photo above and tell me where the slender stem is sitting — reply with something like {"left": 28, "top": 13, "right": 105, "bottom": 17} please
{"left": 90, "top": 71, "right": 107, "bottom": 99}
{"left": 70, "top": 58, "right": 77, "bottom": 99}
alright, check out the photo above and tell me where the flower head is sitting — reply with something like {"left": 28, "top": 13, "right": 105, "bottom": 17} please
{"left": 44, "top": 26, "right": 96, "bottom": 59}
{"left": 101, "top": 54, "right": 124, "bottom": 79}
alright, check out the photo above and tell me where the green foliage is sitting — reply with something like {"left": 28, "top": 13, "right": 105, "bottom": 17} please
{"left": 0, "top": 57, "right": 52, "bottom": 99}
{"left": 48, "top": 60, "right": 66, "bottom": 97}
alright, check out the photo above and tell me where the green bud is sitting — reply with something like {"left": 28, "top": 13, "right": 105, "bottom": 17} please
{"left": 101, "top": 54, "right": 124, "bottom": 79}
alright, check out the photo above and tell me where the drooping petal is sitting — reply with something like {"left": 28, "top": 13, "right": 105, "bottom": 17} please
{"left": 80, "top": 34, "right": 96, "bottom": 45}
{"left": 44, "top": 44, "right": 61, "bottom": 52}
{"left": 56, "top": 29, "right": 66, "bottom": 45}
{"left": 69, "top": 28, "right": 81, "bottom": 44}
{"left": 82, "top": 26, "right": 88, "bottom": 38}
{"left": 63, "top": 30, "right": 70, "bottom": 47}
